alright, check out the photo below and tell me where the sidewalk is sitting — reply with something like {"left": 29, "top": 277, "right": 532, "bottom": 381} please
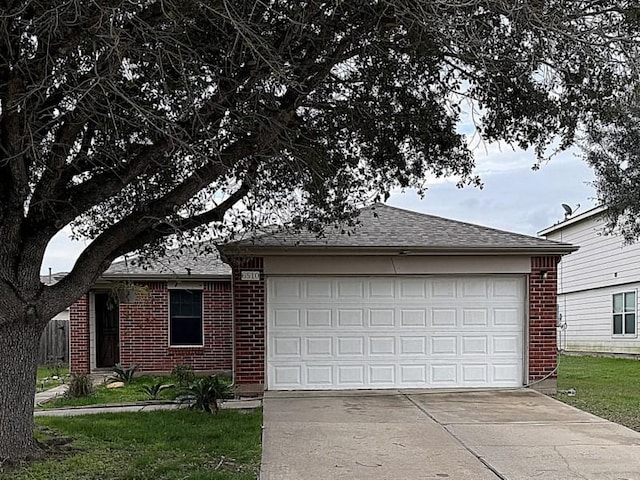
{"left": 34, "top": 384, "right": 262, "bottom": 416}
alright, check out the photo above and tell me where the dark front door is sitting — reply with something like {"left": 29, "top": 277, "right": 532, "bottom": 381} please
{"left": 95, "top": 293, "right": 120, "bottom": 368}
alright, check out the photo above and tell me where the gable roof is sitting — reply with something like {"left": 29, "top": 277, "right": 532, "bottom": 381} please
{"left": 538, "top": 205, "right": 606, "bottom": 236}
{"left": 102, "top": 246, "right": 230, "bottom": 280}
{"left": 223, "top": 203, "right": 577, "bottom": 255}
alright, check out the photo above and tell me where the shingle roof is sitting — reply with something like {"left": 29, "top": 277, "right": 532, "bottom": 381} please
{"left": 227, "top": 203, "right": 576, "bottom": 254}
{"left": 103, "top": 246, "right": 230, "bottom": 279}
{"left": 40, "top": 272, "right": 68, "bottom": 286}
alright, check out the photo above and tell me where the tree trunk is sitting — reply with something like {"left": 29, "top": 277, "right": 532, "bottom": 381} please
{"left": 0, "top": 320, "right": 44, "bottom": 462}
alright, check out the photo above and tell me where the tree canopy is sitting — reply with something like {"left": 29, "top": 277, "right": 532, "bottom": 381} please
{"left": 0, "top": 0, "right": 639, "bottom": 461}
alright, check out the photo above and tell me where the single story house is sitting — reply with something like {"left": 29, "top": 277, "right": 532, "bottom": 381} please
{"left": 540, "top": 205, "right": 640, "bottom": 355}
{"left": 70, "top": 203, "right": 576, "bottom": 394}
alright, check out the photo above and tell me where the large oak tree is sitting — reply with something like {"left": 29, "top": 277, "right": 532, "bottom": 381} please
{"left": 0, "top": 0, "right": 637, "bottom": 462}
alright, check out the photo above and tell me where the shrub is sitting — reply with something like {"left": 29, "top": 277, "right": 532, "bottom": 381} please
{"left": 110, "top": 363, "right": 138, "bottom": 384}
{"left": 178, "top": 375, "right": 230, "bottom": 414}
{"left": 171, "top": 364, "right": 194, "bottom": 388}
{"left": 65, "top": 374, "right": 94, "bottom": 398}
{"left": 142, "top": 382, "right": 175, "bottom": 400}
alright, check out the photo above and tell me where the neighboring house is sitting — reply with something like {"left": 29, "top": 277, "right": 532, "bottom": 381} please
{"left": 41, "top": 271, "right": 70, "bottom": 321}
{"left": 540, "top": 205, "right": 640, "bottom": 355}
{"left": 70, "top": 203, "right": 575, "bottom": 394}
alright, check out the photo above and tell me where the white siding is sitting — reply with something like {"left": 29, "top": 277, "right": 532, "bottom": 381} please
{"left": 546, "top": 213, "right": 640, "bottom": 294}
{"left": 558, "top": 282, "right": 640, "bottom": 354}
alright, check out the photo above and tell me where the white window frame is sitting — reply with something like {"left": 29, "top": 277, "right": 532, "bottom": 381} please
{"left": 612, "top": 291, "right": 637, "bottom": 337}
{"left": 168, "top": 284, "right": 205, "bottom": 348}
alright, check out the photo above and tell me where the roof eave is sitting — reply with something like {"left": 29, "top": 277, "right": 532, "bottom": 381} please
{"left": 538, "top": 205, "right": 607, "bottom": 236}
{"left": 220, "top": 245, "right": 579, "bottom": 257}
{"left": 99, "top": 273, "right": 231, "bottom": 282}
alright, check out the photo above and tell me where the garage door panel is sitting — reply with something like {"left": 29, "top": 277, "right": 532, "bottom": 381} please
{"left": 306, "top": 279, "right": 333, "bottom": 298}
{"left": 461, "top": 336, "right": 488, "bottom": 355}
{"left": 306, "top": 337, "right": 333, "bottom": 356}
{"left": 369, "top": 336, "right": 395, "bottom": 355}
{"left": 337, "top": 337, "right": 365, "bottom": 356}
{"left": 494, "top": 308, "right": 520, "bottom": 326}
{"left": 493, "top": 363, "right": 521, "bottom": 383}
{"left": 273, "top": 309, "right": 300, "bottom": 328}
{"left": 400, "top": 364, "right": 427, "bottom": 384}
{"left": 431, "top": 335, "right": 457, "bottom": 355}
{"left": 399, "top": 279, "right": 427, "bottom": 299}
{"left": 462, "top": 364, "right": 488, "bottom": 383}
{"left": 462, "top": 309, "right": 488, "bottom": 326}
{"left": 272, "top": 278, "right": 301, "bottom": 298}
{"left": 337, "top": 279, "right": 364, "bottom": 298}
{"left": 306, "top": 309, "right": 332, "bottom": 327}
{"left": 267, "top": 276, "right": 524, "bottom": 390}
{"left": 462, "top": 279, "right": 489, "bottom": 298}
{"left": 400, "top": 309, "right": 426, "bottom": 326}
{"left": 337, "top": 365, "right": 365, "bottom": 386}
{"left": 492, "top": 335, "right": 520, "bottom": 355}
{"left": 369, "top": 365, "right": 395, "bottom": 385}
{"left": 369, "top": 279, "right": 395, "bottom": 298}
{"left": 307, "top": 365, "right": 333, "bottom": 386}
{"left": 369, "top": 309, "right": 395, "bottom": 327}
{"left": 431, "top": 279, "right": 456, "bottom": 298}
{"left": 337, "top": 309, "right": 364, "bottom": 327}
{"left": 432, "top": 308, "right": 457, "bottom": 327}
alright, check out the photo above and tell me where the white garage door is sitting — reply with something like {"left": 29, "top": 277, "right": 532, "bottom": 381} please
{"left": 267, "top": 276, "right": 525, "bottom": 390}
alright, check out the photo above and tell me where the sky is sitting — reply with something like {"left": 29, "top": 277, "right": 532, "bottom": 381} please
{"left": 41, "top": 142, "right": 596, "bottom": 275}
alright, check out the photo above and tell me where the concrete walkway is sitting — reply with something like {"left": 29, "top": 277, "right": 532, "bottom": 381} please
{"left": 34, "top": 383, "right": 261, "bottom": 416}
{"left": 261, "top": 389, "right": 640, "bottom": 480}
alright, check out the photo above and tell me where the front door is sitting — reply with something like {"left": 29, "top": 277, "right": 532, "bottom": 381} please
{"left": 95, "top": 293, "right": 120, "bottom": 368}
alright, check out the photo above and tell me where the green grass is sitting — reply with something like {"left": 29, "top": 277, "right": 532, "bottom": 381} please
{"left": 36, "top": 365, "right": 70, "bottom": 392}
{"left": 556, "top": 354, "right": 640, "bottom": 431}
{"left": 1, "top": 409, "right": 262, "bottom": 479}
{"left": 39, "top": 376, "right": 179, "bottom": 409}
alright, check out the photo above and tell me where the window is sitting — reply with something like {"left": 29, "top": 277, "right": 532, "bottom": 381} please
{"left": 169, "top": 289, "right": 203, "bottom": 346}
{"left": 613, "top": 291, "right": 636, "bottom": 336}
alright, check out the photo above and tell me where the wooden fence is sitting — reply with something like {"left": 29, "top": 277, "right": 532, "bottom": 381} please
{"left": 38, "top": 319, "right": 69, "bottom": 365}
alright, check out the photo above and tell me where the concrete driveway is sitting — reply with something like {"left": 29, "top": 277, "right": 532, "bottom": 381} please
{"left": 261, "top": 389, "right": 640, "bottom": 480}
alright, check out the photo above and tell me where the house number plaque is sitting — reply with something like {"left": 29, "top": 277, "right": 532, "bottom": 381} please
{"left": 241, "top": 271, "right": 260, "bottom": 281}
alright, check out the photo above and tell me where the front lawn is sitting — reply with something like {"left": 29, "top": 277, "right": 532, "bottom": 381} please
{"left": 556, "top": 354, "right": 640, "bottom": 431}
{"left": 1, "top": 409, "right": 262, "bottom": 479}
{"left": 39, "top": 376, "right": 179, "bottom": 409}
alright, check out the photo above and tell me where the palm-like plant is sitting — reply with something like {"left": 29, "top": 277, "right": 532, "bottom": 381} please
{"left": 179, "top": 376, "right": 231, "bottom": 413}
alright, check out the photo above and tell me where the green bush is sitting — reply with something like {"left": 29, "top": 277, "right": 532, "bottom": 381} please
{"left": 65, "top": 374, "right": 94, "bottom": 399}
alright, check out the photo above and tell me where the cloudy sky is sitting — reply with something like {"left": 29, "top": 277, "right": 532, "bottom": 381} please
{"left": 41, "top": 143, "right": 596, "bottom": 275}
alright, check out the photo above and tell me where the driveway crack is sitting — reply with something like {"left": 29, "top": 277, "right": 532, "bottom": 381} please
{"left": 403, "top": 394, "right": 507, "bottom": 480}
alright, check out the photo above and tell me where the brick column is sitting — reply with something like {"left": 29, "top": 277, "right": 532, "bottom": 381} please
{"left": 529, "top": 256, "right": 560, "bottom": 393}
{"left": 231, "top": 257, "right": 265, "bottom": 395}
{"left": 69, "top": 294, "right": 90, "bottom": 374}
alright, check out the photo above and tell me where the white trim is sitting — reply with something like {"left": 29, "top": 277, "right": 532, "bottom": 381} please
{"left": 538, "top": 205, "right": 607, "bottom": 236}
{"left": 167, "top": 288, "right": 205, "bottom": 348}
{"left": 611, "top": 290, "right": 638, "bottom": 338}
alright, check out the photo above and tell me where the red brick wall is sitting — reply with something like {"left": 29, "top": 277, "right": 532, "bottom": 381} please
{"left": 119, "top": 281, "right": 233, "bottom": 373}
{"left": 69, "top": 294, "right": 90, "bottom": 374}
{"left": 231, "top": 257, "right": 265, "bottom": 390}
{"left": 529, "top": 256, "right": 560, "bottom": 381}
{"left": 69, "top": 281, "right": 233, "bottom": 375}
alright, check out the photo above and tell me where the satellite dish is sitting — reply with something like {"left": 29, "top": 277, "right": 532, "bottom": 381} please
{"left": 562, "top": 204, "right": 573, "bottom": 218}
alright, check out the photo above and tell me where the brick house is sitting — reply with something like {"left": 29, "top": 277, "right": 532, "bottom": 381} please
{"left": 69, "top": 204, "right": 576, "bottom": 394}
